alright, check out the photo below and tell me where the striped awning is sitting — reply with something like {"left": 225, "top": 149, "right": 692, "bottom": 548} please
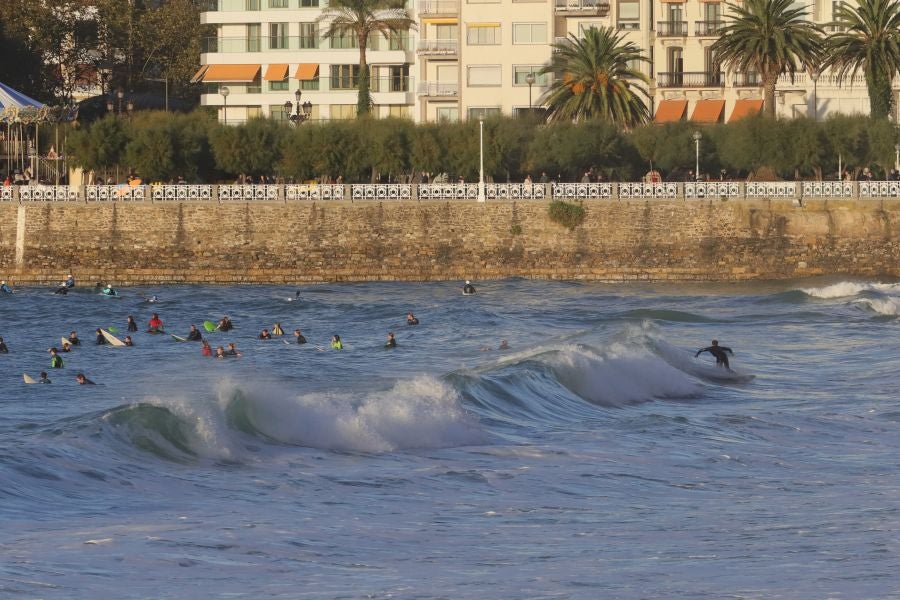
{"left": 729, "top": 99, "right": 764, "bottom": 122}
{"left": 264, "top": 64, "right": 289, "bottom": 81}
{"left": 295, "top": 64, "right": 319, "bottom": 80}
{"left": 202, "top": 64, "right": 261, "bottom": 82}
{"left": 423, "top": 17, "right": 458, "bottom": 24}
{"left": 654, "top": 99, "right": 688, "bottom": 123}
{"left": 690, "top": 99, "right": 725, "bottom": 123}
{"left": 190, "top": 65, "right": 209, "bottom": 84}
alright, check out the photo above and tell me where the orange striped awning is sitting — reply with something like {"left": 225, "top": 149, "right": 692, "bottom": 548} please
{"left": 190, "top": 65, "right": 209, "bottom": 84}
{"left": 690, "top": 99, "right": 725, "bottom": 123}
{"left": 728, "top": 98, "right": 764, "bottom": 122}
{"left": 294, "top": 63, "right": 319, "bottom": 80}
{"left": 202, "top": 64, "right": 261, "bottom": 82}
{"left": 654, "top": 99, "right": 688, "bottom": 123}
{"left": 264, "top": 64, "right": 289, "bottom": 81}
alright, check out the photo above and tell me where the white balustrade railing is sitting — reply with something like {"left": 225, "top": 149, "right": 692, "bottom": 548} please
{"left": 2, "top": 181, "right": 900, "bottom": 203}
{"left": 859, "top": 181, "right": 900, "bottom": 197}
{"left": 802, "top": 181, "right": 855, "bottom": 198}
{"left": 86, "top": 185, "right": 146, "bottom": 201}
{"left": 350, "top": 184, "right": 413, "bottom": 200}
{"left": 285, "top": 184, "right": 345, "bottom": 201}
{"left": 684, "top": 182, "right": 742, "bottom": 198}
{"left": 217, "top": 184, "right": 279, "bottom": 201}
{"left": 151, "top": 185, "right": 214, "bottom": 201}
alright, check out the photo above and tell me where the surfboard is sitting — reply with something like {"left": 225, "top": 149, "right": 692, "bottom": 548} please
{"left": 23, "top": 373, "right": 36, "bottom": 384}
{"left": 203, "top": 320, "right": 217, "bottom": 332}
{"left": 171, "top": 334, "right": 187, "bottom": 342}
{"left": 146, "top": 329, "right": 165, "bottom": 334}
{"left": 61, "top": 336, "right": 74, "bottom": 348}
{"left": 462, "top": 291, "right": 475, "bottom": 296}
{"left": 100, "top": 328, "right": 126, "bottom": 347}
{"left": 107, "top": 326, "right": 119, "bottom": 334}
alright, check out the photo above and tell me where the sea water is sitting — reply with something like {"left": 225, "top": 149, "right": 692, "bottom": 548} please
{"left": 1, "top": 279, "right": 899, "bottom": 598}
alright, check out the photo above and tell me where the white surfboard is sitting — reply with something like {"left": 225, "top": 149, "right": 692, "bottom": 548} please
{"left": 61, "top": 336, "right": 74, "bottom": 348}
{"left": 100, "top": 328, "right": 126, "bottom": 347}
{"left": 23, "top": 373, "right": 36, "bottom": 384}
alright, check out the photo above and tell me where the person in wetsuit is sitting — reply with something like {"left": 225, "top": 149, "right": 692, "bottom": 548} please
{"left": 0, "top": 337, "right": 8, "bottom": 353}
{"left": 0, "top": 280, "right": 12, "bottom": 294}
{"left": 68, "top": 331, "right": 81, "bottom": 346}
{"left": 331, "top": 335, "right": 343, "bottom": 350}
{"left": 55, "top": 275, "right": 75, "bottom": 294}
{"left": 127, "top": 316, "right": 138, "bottom": 332}
{"left": 695, "top": 340, "right": 734, "bottom": 369}
{"left": 75, "top": 373, "right": 95, "bottom": 385}
{"left": 147, "top": 313, "right": 164, "bottom": 333}
{"left": 187, "top": 325, "right": 203, "bottom": 341}
{"left": 101, "top": 283, "right": 117, "bottom": 296}
{"left": 39, "top": 371, "right": 51, "bottom": 384}
{"left": 294, "top": 329, "right": 307, "bottom": 344}
{"left": 95, "top": 328, "right": 107, "bottom": 345}
{"left": 217, "top": 316, "right": 233, "bottom": 332}
{"left": 384, "top": 332, "right": 397, "bottom": 348}
{"left": 48, "top": 347, "right": 64, "bottom": 368}
{"left": 259, "top": 329, "right": 272, "bottom": 340}
{"left": 407, "top": 312, "right": 419, "bottom": 325}
{"left": 463, "top": 280, "right": 476, "bottom": 295}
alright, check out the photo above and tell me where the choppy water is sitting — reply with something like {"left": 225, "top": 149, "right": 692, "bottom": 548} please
{"left": 2, "top": 278, "right": 900, "bottom": 599}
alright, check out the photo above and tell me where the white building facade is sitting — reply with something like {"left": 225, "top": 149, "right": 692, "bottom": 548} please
{"left": 198, "top": 0, "right": 894, "bottom": 124}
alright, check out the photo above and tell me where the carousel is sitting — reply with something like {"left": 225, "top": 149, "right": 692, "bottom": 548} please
{"left": 1, "top": 82, "right": 77, "bottom": 185}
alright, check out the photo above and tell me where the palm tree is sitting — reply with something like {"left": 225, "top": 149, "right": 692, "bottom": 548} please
{"left": 710, "top": 0, "right": 824, "bottom": 118}
{"left": 317, "top": 0, "right": 414, "bottom": 117}
{"left": 539, "top": 27, "right": 651, "bottom": 127}
{"left": 823, "top": 0, "right": 900, "bottom": 120}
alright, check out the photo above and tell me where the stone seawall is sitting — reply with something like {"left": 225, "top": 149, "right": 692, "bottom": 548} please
{"left": 1, "top": 199, "right": 899, "bottom": 284}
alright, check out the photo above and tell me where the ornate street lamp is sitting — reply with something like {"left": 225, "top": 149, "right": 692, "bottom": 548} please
{"left": 106, "top": 87, "right": 133, "bottom": 119}
{"left": 220, "top": 86, "right": 230, "bottom": 124}
{"left": 525, "top": 72, "right": 536, "bottom": 115}
{"left": 283, "top": 89, "right": 313, "bottom": 125}
{"left": 809, "top": 70, "right": 819, "bottom": 121}
{"left": 692, "top": 130, "right": 702, "bottom": 181}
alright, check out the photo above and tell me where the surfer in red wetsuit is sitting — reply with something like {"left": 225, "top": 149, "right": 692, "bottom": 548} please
{"left": 147, "top": 313, "right": 164, "bottom": 332}
{"left": 695, "top": 340, "right": 734, "bottom": 368}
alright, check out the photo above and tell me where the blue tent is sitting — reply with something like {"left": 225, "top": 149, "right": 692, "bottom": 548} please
{"left": 0, "top": 82, "right": 45, "bottom": 110}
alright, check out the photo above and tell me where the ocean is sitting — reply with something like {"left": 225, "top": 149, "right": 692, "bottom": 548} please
{"left": 1, "top": 279, "right": 899, "bottom": 599}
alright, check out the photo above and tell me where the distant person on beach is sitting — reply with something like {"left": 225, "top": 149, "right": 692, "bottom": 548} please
{"left": 695, "top": 340, "right": 734, "bottom": 369}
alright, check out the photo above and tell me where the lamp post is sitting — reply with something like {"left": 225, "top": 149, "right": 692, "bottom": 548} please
{"left": 220, "top": 86, "right": 230, "bottom": 124}
{"left": 895, "top": 143, "right": 899, "bottom": 173}
{"left": 477, "top": 119, "right": 485, "bottom": 203}
{"left": 810, "top": 70, "right": 819, "bottom": 121}
{"left": 692, "top": 130, "right": 702, "bottom": 181}
{"left": 525, "top": 72, "right": 536, "bottom": 116}
{"left": 283, "top": 89, "right": 313, "bottom": 125}
{"left": 106, "top": 87, "right": 133, "bottom": 119}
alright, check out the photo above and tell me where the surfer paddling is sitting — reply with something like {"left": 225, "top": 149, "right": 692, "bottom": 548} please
{"left": 695, "top": 340, "right": 734, "bottom": 369}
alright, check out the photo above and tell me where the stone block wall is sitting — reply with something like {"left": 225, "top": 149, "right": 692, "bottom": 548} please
{"left": 0, "top": 198, "right": 898, "bottom": 284}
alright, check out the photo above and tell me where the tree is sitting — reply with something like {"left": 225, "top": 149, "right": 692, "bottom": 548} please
{"left": 317, "top": 0, "right": 414, "bottom": 117}
{"left": 210, "top": 118, "right": 287, "bottom": 178}
{"left": 823, "top": 0, "right": 900, "bottom": 120}
{"left": 539, "top": 26, "right": 651, "bottom": 127}
{"left": 711, "top": 0, "right": 824, "bottom": 118}
{"left": 68, "top": 116, "right": 130, "bottom": 176}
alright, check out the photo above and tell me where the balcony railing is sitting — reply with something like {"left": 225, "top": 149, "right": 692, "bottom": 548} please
{"left": 418, "top": 0, "right": 458, "bottom": 14}
{"left": 657, "top": 21, "right": 688, "bottom": 37}
{"left": 695, "top": 20, "right": 725, "bottom": 36}
{"left": 416, "top": 39, "right": 458, "bottom": 55}
{"left": 203, "top": 35, "right": 410, "bottom": 53}
{"left": 657, "top": 71, "right": 724, "bottom": 88}
{"left": 371, "top": 76, "right": 413, "bottom": 93}
{"left": 554, "top": 0, "right": 610, "bottom": 14}
{"left": 733, "top": 73, "right": 761, "bottom": 87}
{"left": 417, "top": 81, "right": 459, "bottom": 97}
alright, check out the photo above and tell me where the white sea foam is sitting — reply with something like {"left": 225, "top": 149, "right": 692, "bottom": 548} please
{"left": 548, "top": 343, "right": 704, "bottom": 407}
{"left": 801, "top": 281, "right": 900, "bottom": 299}
{"left": 853, "top": 297, "right": 900, "bottom": 316}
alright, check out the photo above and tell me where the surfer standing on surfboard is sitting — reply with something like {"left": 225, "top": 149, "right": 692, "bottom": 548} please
{"left": 695, "top": 340, "right": 734, "bottom": 369}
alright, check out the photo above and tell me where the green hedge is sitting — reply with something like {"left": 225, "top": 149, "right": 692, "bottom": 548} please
{"left": 66, "top": 111, "right": 900, "bottom": 183}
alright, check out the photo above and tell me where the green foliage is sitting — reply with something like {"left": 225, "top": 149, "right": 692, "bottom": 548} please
{"left": 540, "top": 27, "right": 651, "bottom": 127}
{"left": 529, "top": 121, "right": 633, "bottom": 180}
{"left": 68, "top": 116, "right": 130, "bottom": 172}
{"left": 548, "top": 200, "right": 586, "bottom": 230}
{"left": 210, "top": 118, "right": 288, "bottom": 178}
{"left": 124, "top": 111, "right": 216, "bottom": 182}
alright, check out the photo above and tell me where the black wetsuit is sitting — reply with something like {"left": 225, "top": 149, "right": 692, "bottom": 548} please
{"left": 127, "top": 320, "right": 138, "bottom": 332}
{"left": 696, "top": 345, "right": 733, "bottom": 368}
{"left": 68, "top": 336, "right": 81, "bottom": 346}
{"left": 463, "top": 284, "right": 476, "bottom": 295}
{"left": 385, "top": 338, "right": 397, "bottom": 348}
{"left": 0, "top": 341, "right": 7, "bottom": 353}
{"left": 96, "top": 333, "right": 106, "bottom": 345}
{"left": 295, "top": 334, "right": 307, "bottom": 345}
{"left": 187, "top": 329, "right": 203, "bottom": 341}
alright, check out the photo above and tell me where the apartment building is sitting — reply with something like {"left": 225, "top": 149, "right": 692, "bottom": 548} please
{"left": 198, "top": 0, "right": 883, "bottom": 125}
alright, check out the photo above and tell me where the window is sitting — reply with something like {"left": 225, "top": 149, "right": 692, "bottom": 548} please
{"left": 245, "top": 0, "right": 260, "bottom": 9}
{"left": 703, "top": 2, "right": 721, "bottom": 21}
{"left": 300, "top": 0, "right": 319, "bottom": 6}
{"left": 330, "top": 104, "right": 356, "bottom": 120}
{"left": 468, "top": 0, "right": 500, "bottom": 3}
{"left": 434, "top": 24, "right": 457, "bottom": 40}
{"left": 467, "top": 24, "right": 500, "bottom": 45}
{"left": 247, "top": 77, "right": 262, "bottom": 94}
{"left": 617, "top": 0, "right": 639, "bottom": 27}
{"left": 269, "top": 23, "right": 288, "bottom": 49}
{"left": 330, "top": 29, "right": 358, "bottom": 49}
{"left": 830, "top": 1, "right": 846, "bottom": 30}
{"left": 386, "top": 31, "right": 410, "bottom": 50}
{"left": 374, "top": 65, "right": 410, "bottom": 92}
{"left": 467, "top": 107, "right": 501, "bottom": 120}
{"left": 247, "top": 106, "right": 262, "bottom": 119}
{"left": 436, "top": 107, "right": 459, "bottom": 122}
{"left": 300, "top": 77, "right": 319, "bottom": 90}
{"left": 300, "top": 22, "right": 318, "bottom": 48}
{"left": 270, "top": 78, "right": 289, "bottom": 91}
{"left": 330, "top": 64, "right": 360, "bottom": 89}
{"left": 268, "top": 0, "right": 288, "bottom": 6}
{"left": 513, "top": 23, "right": 547, "bottom": 44}
{"left": 467, "top": 65, "right": 501, "bottom": 86}
{"left": 668, "top": 47, "right": 683, "bottom": 72}
{"left": 269, "top": 104, "right": 289, "bottom": 121}
{"left": 386, "top": 105, "right": 411, "bottom": 118}
{"left": 513, "top": 66, "right": 549, "bottom": 86}
{"left": 247, "top": 23, "right": 261, "bottom": 52}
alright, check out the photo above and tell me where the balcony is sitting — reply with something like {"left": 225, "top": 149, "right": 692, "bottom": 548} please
{"left": 371, "top": 76, "right": 413, "bottom": 93}
{"left": 417, "top": 81, "right": 459, "bottom": 97}
{"left": 657, "top": 21, "right": 688, "bottom": 37}
{"left": 416, "top": 39, "right": 458, "bottom": 56}
{"left": 554, "top": 0, "right": 610, "bottom": 16}
{"left": 657, "top": 71, "right": 724, "bottom": 88}
{"left": 695, "top": 20, "right": 725, "bottom": 36}
{"left": 203, "top": 35, "right": 411, "bottom": 53}
{"left": 733, "top": 73, "right": 761, "bottom": 87}
{"left": 418, "top": 0, "right": 458, "bottom": 15}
